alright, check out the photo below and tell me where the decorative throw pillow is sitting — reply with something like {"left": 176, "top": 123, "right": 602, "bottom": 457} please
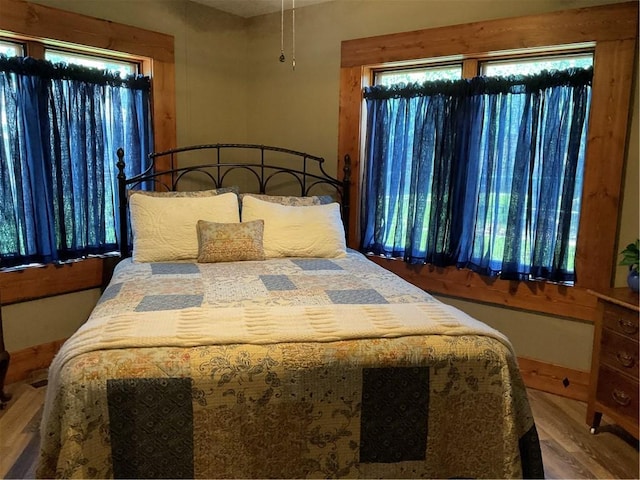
{"left": 196, "top": 220, "right": 265, "bottom": 263}
{"left": 130, "top": 192, "right": 240, "bottom": 262}
{"left": 241, "top": 195, "right": 346, "bottom": 258}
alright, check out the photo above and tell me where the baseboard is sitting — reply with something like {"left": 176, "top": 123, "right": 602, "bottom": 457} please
{"left": 7, "top": 340, "right": 590, "bottom": 402}
{"left": 517, "top": 356, "right": 590, "bottom": 402}
{"left": 5, "top": 339, "right": 66, "bottom": 385}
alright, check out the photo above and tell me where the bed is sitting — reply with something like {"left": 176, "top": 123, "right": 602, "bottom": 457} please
{"left": 37, "top": 144, "right": 544, "bottom": 479}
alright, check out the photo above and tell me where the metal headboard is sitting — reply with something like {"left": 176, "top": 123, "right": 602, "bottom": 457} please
{"left": 116, "top": 144, "right": 351, "bottom": 258}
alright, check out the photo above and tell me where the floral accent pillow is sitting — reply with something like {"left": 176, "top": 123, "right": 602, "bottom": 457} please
{"left": 197, "top": 220, "right": 265, "bottom": 263}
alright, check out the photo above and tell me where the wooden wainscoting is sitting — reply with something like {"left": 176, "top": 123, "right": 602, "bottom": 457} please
{"left": 5, "top": 339, "right": 66, "bottom": 385}
{"left": 6, "top": 340, "right": 590, "bottom": 402}
{"left": 518, "top": 356, "right": 590, "bottom": 402}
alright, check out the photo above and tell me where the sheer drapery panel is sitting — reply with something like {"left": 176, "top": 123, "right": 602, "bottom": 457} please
{"left": 361, "top": 68, "right": 592, "bottom": 283}
{"left": 0, "top": 56, "right": 152, "bottom": 269}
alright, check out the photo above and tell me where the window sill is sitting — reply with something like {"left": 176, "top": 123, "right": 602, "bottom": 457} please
{"left": 368, "top": 256, "right": 599, "bottom": 323}
{"left": 0, "top": 256, "right": 119, "bottom": 305}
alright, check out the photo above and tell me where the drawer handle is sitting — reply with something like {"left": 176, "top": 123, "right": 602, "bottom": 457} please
{"left": 617, "top": 318, "right": 638, "bottom": 335}
{"left": 616, "top": 352, "right": 635, "bottom": 368}
{"left": 612, "top": 389, "right": 631, "bottom": 407}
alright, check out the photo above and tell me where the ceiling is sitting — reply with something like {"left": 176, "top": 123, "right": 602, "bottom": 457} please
{"left": 191, "top": 0, "right": 332, "bottom": 18}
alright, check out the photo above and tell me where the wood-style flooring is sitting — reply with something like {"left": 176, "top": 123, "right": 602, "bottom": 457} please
{"left": 527, "top": 388, "right": 638, "bottom": 479}
{"left": 0, "top": 376, "right": 638, "bottom": 479}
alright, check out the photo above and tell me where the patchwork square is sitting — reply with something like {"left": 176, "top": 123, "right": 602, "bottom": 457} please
{"left": 519, "top": 425, "right": 545, "bottom": 479}
{"left": 360, "top": 367, "right": 429, "bottom": 463}
{"left": 291, "top": 259, "right": 343, "bottom": 271}
{"left": 107, "top": 377, "right": 194, "bottom": 478}
{"left": 260, "top": 275, "right": 297, "bottom": 291}
{"left": 135, "top": 295, "right": 203, "bottom": 312}
{"left": 151, "top": 263, "right": 200, "bottom": 275}
{"left": 326, "top": 289, "right": 388, "bottom": 304}
{"left": 98, "top": 283, "right": 123, "bottom": 303}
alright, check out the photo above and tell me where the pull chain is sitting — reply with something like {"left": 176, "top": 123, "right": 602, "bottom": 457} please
{"left": 279, "top": 0, "right": 285, "bottom": 62}
{"left": 292, "top": 0, "right": 296, "bottom": 70}
{"left": 278, "top": 0, "right": 296, "bottom": 70}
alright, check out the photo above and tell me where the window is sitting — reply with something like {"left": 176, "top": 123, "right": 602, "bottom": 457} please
{"left": 0, "top": 40, "right": 23, "bottom": 57}
{"left": 338, "top": 2, "right": 637, "bottom": 321}
{"left": 481, "top": 53, "right": 593, "bottom": 77}
{"left": 363, "top": 53, "right": 594, "bottom": 284}
{"left": 45, "top": 49, "right": 138, "bottom": 77}
{"left": 375, "top": 64, "right": 462, "bottom": 85}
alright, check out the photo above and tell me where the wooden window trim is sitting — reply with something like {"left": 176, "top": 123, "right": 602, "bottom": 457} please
{"left": 337, "top": 2, "right": 638, "bottom": 323}
{"left": 0, "top": 0, "right": 176, "bottom": 305}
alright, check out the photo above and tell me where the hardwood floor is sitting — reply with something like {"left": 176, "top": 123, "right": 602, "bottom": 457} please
{"left": 0, "top": 377, "right": 638, "bottom": 479}
{"left": 527, "top": 389, "right": 639, "bottom": 479}
{"left": 0, "top": 381, "right": 45, "bottom": 479}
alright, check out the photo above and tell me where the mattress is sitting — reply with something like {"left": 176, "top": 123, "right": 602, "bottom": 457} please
{"left": 37, "top": 250, "right": 543, "bottom": 478}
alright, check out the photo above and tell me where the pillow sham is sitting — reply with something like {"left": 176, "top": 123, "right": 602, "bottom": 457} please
{"left": 130, "top": 192, "right": 240, "bottom": 262}
{"left": 239, "top": 193, "right": 333, "bottom": 206}
{"left": 128, "top": 186, "right": 239, "bottom": 198}
{"left": 241, "top": 195, "right": 346, "bottom": 258}
{"left": 197, "top": 220, "right": 265, "bottom": 263}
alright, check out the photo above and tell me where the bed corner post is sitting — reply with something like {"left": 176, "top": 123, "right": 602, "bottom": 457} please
{"left": 342, "top": 154, "right": 352, "bottom": 243}
{"left": 117, "top": 148, "right": 129, "bottom": 258}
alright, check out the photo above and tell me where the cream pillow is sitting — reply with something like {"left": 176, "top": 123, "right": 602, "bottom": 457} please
{"left": 130, "top": 192, "right": 240, "bottom": 262}
{"left": 241, "top": 195, "right": 346, "bottom": 258}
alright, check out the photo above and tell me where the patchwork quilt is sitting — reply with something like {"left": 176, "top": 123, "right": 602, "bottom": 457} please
{"left": 37, "top": 250, "right": 543, "bottom": 479}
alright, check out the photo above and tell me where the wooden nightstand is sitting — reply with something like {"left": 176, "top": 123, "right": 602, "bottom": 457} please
{"left": 586, "top": 287, "right": 639, "bottom": 439}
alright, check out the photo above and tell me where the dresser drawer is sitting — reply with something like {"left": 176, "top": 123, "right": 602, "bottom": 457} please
{"left": 600, "top": 328, "right": 639, "bottom": 378}
{"left": 603, "top": 303, "right": 639, "bottom": 340}
{"left": 596, "top": 365, "right": 639, "bottom": 424}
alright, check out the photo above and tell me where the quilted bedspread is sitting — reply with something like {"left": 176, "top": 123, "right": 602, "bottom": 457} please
{"left": 37, "top": 250, "right": 543, "bottom": 479}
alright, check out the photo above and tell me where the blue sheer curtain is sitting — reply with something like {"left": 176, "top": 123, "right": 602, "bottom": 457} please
{"left": 362, "top": 68, "right": 592, "bottom": 283}
{"left": 0, "top": 57, "right": 152, "bottom": 268}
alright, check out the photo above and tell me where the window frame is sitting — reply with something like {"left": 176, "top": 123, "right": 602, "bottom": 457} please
{"left": 338, "top": 2, "right": 638, "bottom": 323}
{"left": 0, "top": 0, "right": 176, "bottom": 305}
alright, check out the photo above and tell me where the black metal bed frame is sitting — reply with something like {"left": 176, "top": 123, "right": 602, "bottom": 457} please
{"left": 116, "top": 144, "right": 351, "bottom": 258}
